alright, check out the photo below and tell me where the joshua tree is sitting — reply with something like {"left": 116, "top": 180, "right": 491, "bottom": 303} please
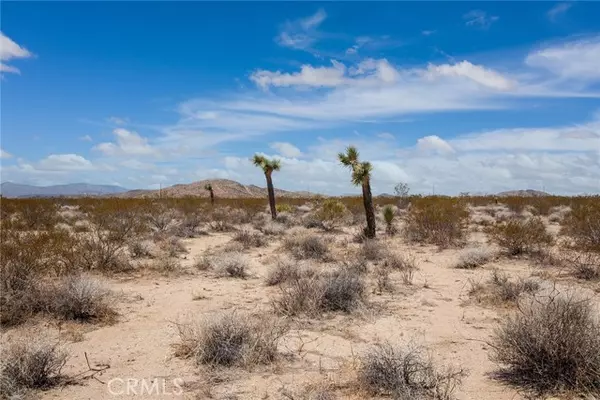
{"left": 252, "top": 154, "right": 281, "bottom": 220}
{"left": 204, "top": 183, "right": 215, "bottom": 206}
{"left": 338, "top": 146, "right": 376, "bottom": 238}
{"left": 382, "top": 204, "right": 396, "bottom": 235}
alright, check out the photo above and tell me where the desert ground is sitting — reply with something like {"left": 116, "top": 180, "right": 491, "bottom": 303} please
{"left": 1, "top": 195, "right": 599, "bottom": 400}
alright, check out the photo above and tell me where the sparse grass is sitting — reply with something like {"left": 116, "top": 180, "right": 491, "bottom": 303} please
{"left": 283, "top": 232, "right": 330, "bottom": 260}
{"left": 174, "top": 312, "right": 287, "bottom": 368}
{"left": 561, "top": 199, "right": 600, "bottom": 253}
{"left": 273, "top": 269, "right": 367, "bottom": 316}
{"left": 491, "top": 293, "right": 600, "bottom": 396}
{"left": 454, "top": 247, "right": 496, "bottom": 269}
{"left": 404, "top": 198, "right": 468, "bottom": 248}
{"left": 358, "top": 342, "right": 466, "bottom": 400}
{"left": 487, "top": 217, "right": 554, "bottom": 256}
{"left": 374, "top": 266, "right": 393, "bottom": 294}
{"left": 0, "top": 335, "right": 68, "bottom": 397}
{"left": 233, "top": 230, "right": 267, "bottom": 249}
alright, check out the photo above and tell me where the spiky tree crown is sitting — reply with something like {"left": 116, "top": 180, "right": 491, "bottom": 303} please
{"left": 338, "top": 146, "right": 372, "bottom": 186}
{"left": 204, "top": 183, "right": 212, "bottom": 191}
{"left": 252, "top": 154, "right": 281, "bottom": 174}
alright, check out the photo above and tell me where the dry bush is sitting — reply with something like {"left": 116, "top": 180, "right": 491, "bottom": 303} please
{"left": 172, "top": 213, "right": 205, "bottom": 238}
{"left": 404, "top": 198, "right": 468, "bottom": 248}
{"left": 158, "top": 236, "right": 188, "bottom": 257}
{"left": 469, "top": 270, "right": 540, "bottom": 306}
{"left": 273, "top": 269, "right": 367, "bottom": 316}
{"left": 561, "top": 250, "right": 600, "bottom": 281}
{"left": 46, "top": 274, "right": 116, "bottom": 323}
{"left": 260, "top": 221, "right": 286, "bottom": 236}
{"left": 561, "top": 199, "right": 600, "bottom": 253}
{"left": 276, "top": 203, "right": 295, "bottom": 213}
{"left": 283, "top": 232, "right": 330, "bottom": 260}
{"left": 129, "top": 240, "right": 153, "bottom": 259}
{"left": 359, "top": 240, "right": 388, "bottom": 261}
{"left": 16, "top": 199, "right": 59, "bottom": 230}
{"left": 487, "top": 217, "right": 554, "bottom": 256}
{"left": 315, "top": 199, "right": 351, "bottom": 231}
{"left": 358, "top": 342, "right": 466, "bottom": 400}
{"left": 374, "top": 266, "right": 393, "bottom": 294}
{"left": 204, "top": 251, "right": 249, "bottom": 278}
{"left": 174, "top": 312, "right": 287, "bottom": 368}
{"left": 233, "top": 230, "right": 267, "bottom": 249}
{"left": 454, "top": 247, "right": 496, "bottom": 269}
{"left": 147, "top": 208, "right": 178, "bottom": 232}
{"left": 0, "top": 336, "right": 68, "bottom": 397}
{"left": 150, "top": 256, "right": 182, "bottom": 275}
{"left": 547, "top": 205, "right": 570, "bottom": 224}
{"left": 382, "top": 252, "right": 416, "bottom": 271}
{"left": 340, "top": 258, "right": 369, "bottom": 275}
{"left": 208, "top": 220, "right": 235, "bottom": 232}
{"left": 265, "top": 258, "right": 316, "bottom": 286}
{"left": 491, "top": 293, "right": 600, "bottom": 396}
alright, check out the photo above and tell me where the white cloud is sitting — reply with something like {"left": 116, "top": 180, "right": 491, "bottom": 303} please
{"left": 525, "top": 36, "right": 600, "bottom": 81}
{"left": 276, "top": 9, "right": 326, "bottom": 51}
{"left": 270, "top": 142, "right": 302, "bottom": 158}
{"left": 251, "top": 60, "right": 346, "bottom": 90}
{"left": 79, "top": 135, "right": 93, "bottom": 142}
{"left": 37, "top": 154, "right": 95, "bottom": 171}
{"left": 0, "top": 148, "right": 12, "bottom": 159}
{"left": 417, "top": 135, "right": 456, "bottom": 155}
{"left": 463, "top": 10, "right": 499, "bottom": 29}
{"left": 0, "top": 32, "right": 33, "bottom": 74}
{"left": 377, "top": 132, "right": 395, "bottom": 140}
{"left": 345, "top": 36, "right": 372, "bottom": 56}
{"left": 94, "top": 128, "right": 157, "bottom": 157}
{"left": 421, "top": 30, "right": 436, "bottom": 36}
{"left": 426, "top": 61, "right": 515, "bottom": 91}
{"left": 547, "top": 3, "right": 572, "bottom": 21}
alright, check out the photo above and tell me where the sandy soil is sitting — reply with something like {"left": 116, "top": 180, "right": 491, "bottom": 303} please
{"left": 6, "top": 222, "right": 590, "bottom": 400}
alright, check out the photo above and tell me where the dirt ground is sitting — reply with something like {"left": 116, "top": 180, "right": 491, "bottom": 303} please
{"left": 5, "top": 219, "right": 596, "bottom": 400}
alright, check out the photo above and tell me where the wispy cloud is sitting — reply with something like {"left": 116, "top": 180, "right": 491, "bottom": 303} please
{"left": 276, "top": 9, "right": 327, "bottom": 52}
{"left": 547, "top": 3, "right": 572, "bottom": 21}
{"left": 107, "top": 116, "right": 129, "bottom": 125}
{"left": 0, "top": 148, "right": 13, "bottom": 159}
{"left": 421, "top": 30, "right": 437, "bottom": 36}
{"left": 0, "top": 32, "right": 33, "bottom": 75}
{"left": 463, "top": 10, "right": 499, "bottom": 29}
{"left": 79, "top": 135, "right": 93, "bottom": 142}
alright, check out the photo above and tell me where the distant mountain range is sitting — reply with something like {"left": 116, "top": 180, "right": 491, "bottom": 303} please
{"left": 119, "top": 179, "right": 317, "bottom": 199}
{"left": 496, "top": 189, "right": 550, "bottom": 197}
{"left": 0, "top": 182, "right": 128, "bottom": 198}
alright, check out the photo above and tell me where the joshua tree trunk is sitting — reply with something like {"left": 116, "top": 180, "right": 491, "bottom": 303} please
{"left": 361, "top": 180, "right": 376, "bottom": 238}
{"left": 265, "top": 172, "right": 277, "bottom": 220}
{"left": 209, "top": 190, "right": 214, "bottom": 206}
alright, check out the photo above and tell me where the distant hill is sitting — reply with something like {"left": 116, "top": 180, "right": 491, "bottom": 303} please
{"left": 119, "top": 179, "right": 316, "bottom": 199}
{"left": 0, "top": 182, "right": 128, "bottom": 198}
{"left": 496, "top": 189, "right": 550, "bottom": 197}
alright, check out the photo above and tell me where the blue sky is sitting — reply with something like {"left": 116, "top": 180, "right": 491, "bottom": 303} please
{"left": 1, "top": 2, "right": 599, "bottom": 195}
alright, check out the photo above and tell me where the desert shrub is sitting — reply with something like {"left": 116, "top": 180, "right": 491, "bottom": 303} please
{"left": 404, "top": 198, "right": 468, "bottom": 248}
{"left": 358, "top": 342, "right": 466, "bottom": 400}
{"left": 273, "top": 269, "right": 367, "bottom": 316}
{"left": 233, "top": 230, "right": 267, "bottom": 249}
{"left": 382, "top": 252, "right": 417, "bottom": 272}
{"left": 260, "top": 221, "right": 286, "bottom": 236}
{"left": 359, "top": 240, "right": 388, "bottom": 261}
{"left": 340, "top": 258, "right": 369, "bottom": 275}
{"left": 562, "top": 250, "right": 600, "bottom": 281}
{"left": 129, "top": 240, "right": 153, "bottom": 259}
{"left": 315, "top": 199, "right": 350, "bottom": 231}
{"left": 470, "top": 270, "right": 540, "bottom": 306}
{"left": 491, "top": 294, "right": 600, "bottom": 395}
{"left": 454, "top": 247, "right": 496, "bottom": 269}
{"left": 158, "top": 236, "right": 188, "bottom": 257}
{"left": 172, "top": 213, "right": 205, "bottom": 238}
{"left": 0, "top": 336, "right": 68, "bottom": 396}
{"left": 16, "top": 199, "right": 59, "bottom": 230}
{"left": 382, "top": 205, "right": 397, "bottom": 235}
{"left": 265, "top": 258, "right": 315, "bottom": 286}
{"left": 175, "top": 312, "right": 286, "bottom": 368}
{"left": 205, "top": 251, "right": 249, "bottom": 278}
{"left": 147, "top": 208, "right": 178, "bottom": 232}
{"left": 374, "top": 266, "right": 393, "bottom": 294}
{"left": 150, "top": 256, "right": 181, "bottom": 275}
{"left": 46, "top": 274, "right": 116, "bottom": 322}
{"left": 561, "top": 199, "right": 600, "bottom": 253}
{"left": 276, "top": 203, "right": 295, "bottom": 213}
{"left": 283, "top": 232, "right": 330, "bottom": 260}
{"left": 487, "top": 217, "right": 554, "bottom": 256}
{"left": 209, "top": 220, "right": 235, "bottom": 232}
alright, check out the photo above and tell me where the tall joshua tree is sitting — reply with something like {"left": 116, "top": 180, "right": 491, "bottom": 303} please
{"left": 204, "top": 183, "right": 215, "bottom": 206}
{"left": 338, "top": 146, "right": 376, "bottom": 238}
{"left": 252, "top": 154, "right": 281, "bottom": 220}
